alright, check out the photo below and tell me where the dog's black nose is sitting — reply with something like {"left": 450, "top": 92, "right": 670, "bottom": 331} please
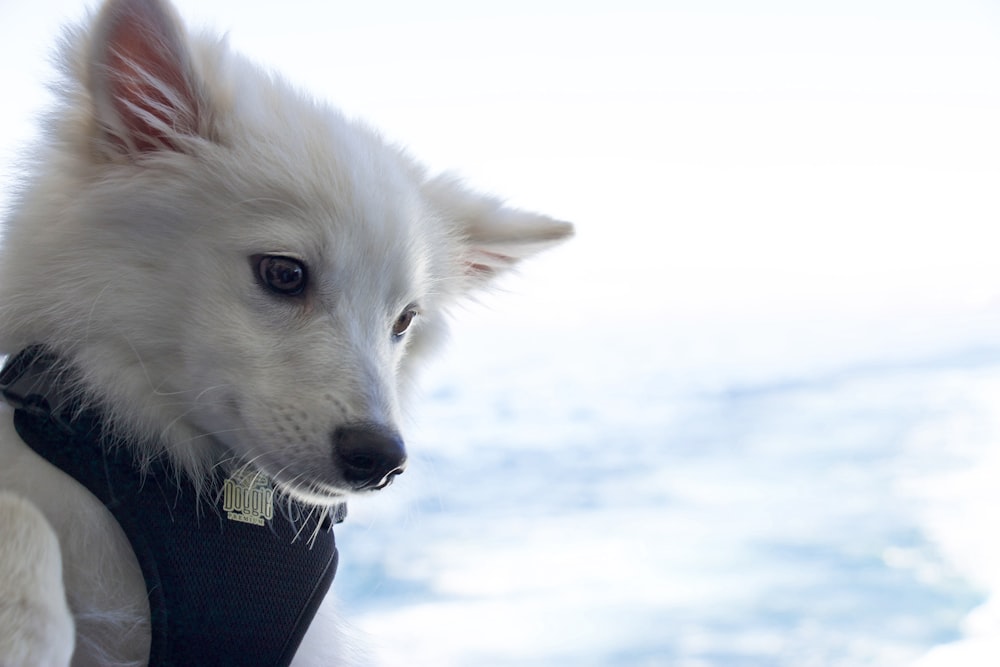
{"left": 334, "top": 423, "right": 407, "bottom": 491}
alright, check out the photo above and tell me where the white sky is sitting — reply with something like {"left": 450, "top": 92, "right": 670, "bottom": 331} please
{"left": 1, "top": 0, "right": 1000, "bottom": 367}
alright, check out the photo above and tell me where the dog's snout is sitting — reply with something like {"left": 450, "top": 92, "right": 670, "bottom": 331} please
{"left": 333, "top": 423, "right": 407, "bottom": 491}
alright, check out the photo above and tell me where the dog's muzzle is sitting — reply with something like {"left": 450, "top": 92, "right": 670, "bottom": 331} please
{"left": 333, "top": 423, "right": 407, "bottom": 491}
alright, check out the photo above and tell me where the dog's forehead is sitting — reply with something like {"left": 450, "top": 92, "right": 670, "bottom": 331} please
{"left": 228, "top": 172, "right": 429, "bottom": 294}
{"left": 240, "top": 194, "right": 416, "bottom": 254}
{"left": 210, "top": 102, "right": 439, "bottom": 294}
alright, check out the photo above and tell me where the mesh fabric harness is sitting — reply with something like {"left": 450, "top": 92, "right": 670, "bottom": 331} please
{"left": 0, "top": 347, "right": 345, "bottom": 667}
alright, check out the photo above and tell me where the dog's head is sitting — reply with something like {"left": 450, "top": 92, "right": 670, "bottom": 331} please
{"left": 0, "top": 0, "right": 572, "bottom": 503}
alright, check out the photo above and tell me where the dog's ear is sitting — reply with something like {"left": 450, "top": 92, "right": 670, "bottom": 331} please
{"left": 424, "top": 175, "right": 574, "bottom": 286}
{"left": 88, "top": 0, "right": 205, "bottom": 156}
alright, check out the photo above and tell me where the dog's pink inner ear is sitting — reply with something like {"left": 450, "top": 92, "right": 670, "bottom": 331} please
{"left": 464, "top": 249, "right": 516, "bottom": 278}
{"left": 102, "top": 0, "right": 199, "bottom": 153}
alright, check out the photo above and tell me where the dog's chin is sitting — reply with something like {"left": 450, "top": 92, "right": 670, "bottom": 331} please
{"left": 234, "top": 461, "right": 350, "bottom": 507}
{"left": 207, "top": 446, "right": 348, "bottom": 508}
{"left": 273, "top": 471, "right": 401, "bottom": 507}
{"left": 270, "top": 469, "right": 402, "bottom": 508}
{"left": 275, "top": 480, "right": 349, "bottom": 508}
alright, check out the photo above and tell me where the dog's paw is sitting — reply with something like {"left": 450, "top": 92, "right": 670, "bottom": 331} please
{"left": 0, "top": 492, "right": 74, "bottom": 667}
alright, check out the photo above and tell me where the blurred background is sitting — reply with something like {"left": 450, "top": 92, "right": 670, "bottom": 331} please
{"left": 2, "top": 1, "right": 1000, "bottom": 665}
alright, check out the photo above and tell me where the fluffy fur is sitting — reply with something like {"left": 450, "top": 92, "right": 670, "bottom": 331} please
{"left": 0, "top": 0, "right": 572, "bottom": 664}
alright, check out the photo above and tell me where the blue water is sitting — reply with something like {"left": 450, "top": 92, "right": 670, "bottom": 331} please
{"left": 333, "top": 323, "right": 1000, "bottom": 666}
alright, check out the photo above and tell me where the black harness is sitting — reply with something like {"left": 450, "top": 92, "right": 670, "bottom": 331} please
{"left": 0, "top": 347, "right": 346, "bottom": 667}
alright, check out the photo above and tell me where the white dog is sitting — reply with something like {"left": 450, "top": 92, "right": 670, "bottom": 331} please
{"left": 0, "top": 0, "right": 571, "bottom": 664}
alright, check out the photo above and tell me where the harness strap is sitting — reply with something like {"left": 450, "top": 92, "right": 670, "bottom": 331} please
{"left": 0, "top": 347, "right": 344, "bottom": 667}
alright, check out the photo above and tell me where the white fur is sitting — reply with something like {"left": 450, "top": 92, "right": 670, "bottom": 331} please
{"left": 0, "top": 488, "right": 75, "bottom": 666}
{"left": 0, "top": 0, "right": 572, "bottom": 665}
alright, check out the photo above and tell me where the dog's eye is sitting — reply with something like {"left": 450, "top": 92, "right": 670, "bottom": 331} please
{"left": 256, "top": 255, "right": 307, "bottom": 296}
{"left": 392, "top": 307, "right": 417, "bottom": 338}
